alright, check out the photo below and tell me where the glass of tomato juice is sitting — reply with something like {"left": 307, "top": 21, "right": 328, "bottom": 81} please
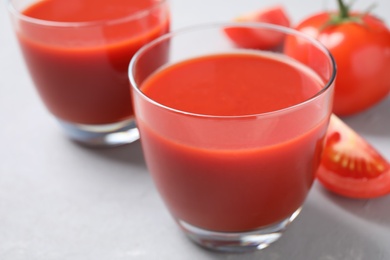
{"left": 129, "top": 23, "right": 336, "bottom": 252}
{"left": 7, "top": 0, "right": 170, "bottom": 146}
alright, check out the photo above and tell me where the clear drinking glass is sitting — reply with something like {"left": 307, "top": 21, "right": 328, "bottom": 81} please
{"left": 7, "top": 0, "right": 170, "bottom": 146}
{"left": 129, "top": 23, "right": 336, "bottom": 252}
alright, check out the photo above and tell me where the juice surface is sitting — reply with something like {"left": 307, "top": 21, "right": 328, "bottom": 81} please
{"left": 138, "top": 53, "right": 329, "bottom": 232}
{"left": 142, "top": 53, "right": 322, "bottom": 116}
{"left": 19, "top": 0, "right": 169, "bottom": 125}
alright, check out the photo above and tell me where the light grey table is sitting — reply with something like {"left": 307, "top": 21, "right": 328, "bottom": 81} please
{"left": 1, "top": 0, "right": 389, "bottom": 259}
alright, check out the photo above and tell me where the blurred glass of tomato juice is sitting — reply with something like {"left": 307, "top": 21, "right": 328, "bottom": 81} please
{"left": 15, "top": 0, "right": 170, "bottom": 125}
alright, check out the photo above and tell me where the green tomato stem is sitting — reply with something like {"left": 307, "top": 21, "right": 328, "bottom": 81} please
{"left": 337, "top": 0, "right": 350, "bottom": 18}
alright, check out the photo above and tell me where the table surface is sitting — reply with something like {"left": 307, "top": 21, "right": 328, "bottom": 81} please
{"left": 1, "top": 0, "right": 390, "bottom": 259}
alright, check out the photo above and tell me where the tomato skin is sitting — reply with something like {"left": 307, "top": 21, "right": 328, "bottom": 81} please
{"left": 317, "top": 165, "right": 390, "bottom": 199}
{"left": 316, "top": 115, "right": 390, "bottom": 199}
{"left": 294, "top": 12, "right": 390, "bottom": 116}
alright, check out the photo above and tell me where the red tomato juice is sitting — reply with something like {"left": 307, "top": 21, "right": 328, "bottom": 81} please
{"left": 18, "top": 0, "right": 169, "bottom": 125}
{"left": 136, "top": 53, "right": 330, "bottom": 232}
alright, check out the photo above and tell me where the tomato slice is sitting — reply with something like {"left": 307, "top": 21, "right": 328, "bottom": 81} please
{"left": 317, "top": 115, "right": 390, "bottom": 199}
{"left": 224, "top": 5, "right": 290, "bottom": 49}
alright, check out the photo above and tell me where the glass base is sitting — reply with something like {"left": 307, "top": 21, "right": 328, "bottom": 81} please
{"left": 177, "top": 207, "right": 302, "bottom": 252}
{"left": 58, "top": 118, "right": 139, "bottom": 147}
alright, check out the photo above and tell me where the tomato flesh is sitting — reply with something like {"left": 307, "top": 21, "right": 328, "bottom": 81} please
{"left": 317, "top": 165, "right": 390, "bottom": 199}
{"left": 224, "top": 5, "right": 290, "bottom": 49}
{"left": 317, "top": 115, "right": 390, "bottom": 198}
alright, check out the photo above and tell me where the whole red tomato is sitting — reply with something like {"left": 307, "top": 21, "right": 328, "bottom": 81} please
{"left": 292, "top": 1, "right": 390, "bottom": 115}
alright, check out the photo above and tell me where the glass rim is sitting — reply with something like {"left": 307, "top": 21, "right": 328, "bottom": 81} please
{"left": 6, "top": 0, "right": 168, "bottom": 28}
{"left": 129, "top": 22, "right": 337, "bottom": 119}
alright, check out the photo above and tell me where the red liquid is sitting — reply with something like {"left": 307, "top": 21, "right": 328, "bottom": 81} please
{"left": 136, "top": 53, "right": 330, "bottom": 232}
{"left": 18, "top": 0, "right": 169, "bottom": 125}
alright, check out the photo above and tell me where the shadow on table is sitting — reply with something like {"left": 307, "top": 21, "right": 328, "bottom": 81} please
{"left": 71, "top": 140, "right": 146, "bottom": 167}
{"left": 319, "top": 185, "right": 390, "bottom": 228}
{"left": 191, "top": 201, "right": 387, "bottom": 260}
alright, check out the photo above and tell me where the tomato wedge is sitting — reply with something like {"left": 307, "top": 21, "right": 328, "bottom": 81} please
{"left": 317, "top": 115, "right": 390, "bottom": 199}
{"left": 224, "top": 5, "right": 290, "bottom": 49}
